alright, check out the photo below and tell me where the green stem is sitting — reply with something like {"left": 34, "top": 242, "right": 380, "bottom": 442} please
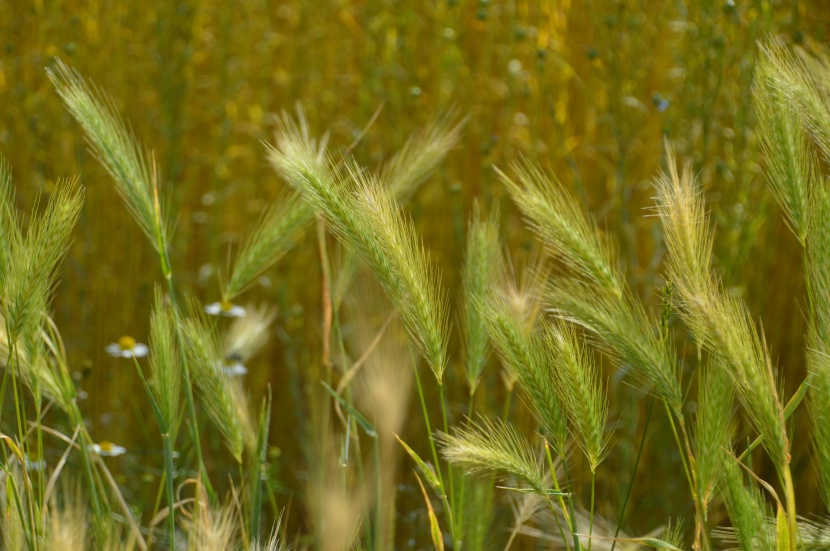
{"left": 588, "top": 471, "right": 595, "bottom": 551}
{"left": 438, "top": 383, "right": 457, "bottom": 542}
{"left": 409, "top": 353, "right": 458, "bottom": 549}
{"left": 162, "top": 433, "right": 176, "bottom": 547}
{"left": 70, "top": 403, "right": 106, "bottom": 542}
{"left": 783, "top": 463, "right": 798, "bottom": 551}
{"left": 610, "top": 395, "right": 654, "bottom": 551}
{"left": 560, "top": 452, "right": 581, "bottom": 551}
{"left": 544, "top": 441, "right": 572, "bottom": 551}
{"left": 373, "top": 437, "right": 383, "bottom": 549}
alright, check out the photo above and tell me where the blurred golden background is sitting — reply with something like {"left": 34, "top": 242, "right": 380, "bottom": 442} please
{"left": 2, "top": 0, "right": 829, "bottom": 546}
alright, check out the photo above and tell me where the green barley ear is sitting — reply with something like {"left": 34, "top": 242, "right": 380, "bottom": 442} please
{"left": 347, "top": 166, "right": 449, "bottom": 381}
{"left": 180, "top": 299, "right": 254, "bottom": 461}
{"left": 547, "top": 278, "right": 683, "bottom": 412}
{"left": 4, "top": 177, "right": 84, "bottom": 341}
{"left": 381, "top": 111, "right": 464, "bottom": 204}
{"left": 720, "top": 452, "right": 776, "bottom": 551}
{"left": 496, "top": 159, "right": 620, "bottom": 293}
{"left": 806, "top": 186, "right": 830, "bottom": 509}
{"left": 693, "top": 362, "right": 734, "bottom": 508}
{"left": 545, "top": 321, "right": 609, "bottom": 472}
{"left": 497, "top": 157, "right": 683, "bottom": 411}
{"left": 48, "top": 60, "right": 168, "bottom": 255}
{"left": 461, "top": 200, "right": 502, "bottom": 393}
{"left": 754, "top": 48, "right": 819, "bottom": 244}
{"left": 148, "top": 286, "right": 182, "bottom": 437}
{"left": 757, "top": 40, "right": 830, "bottom": 167}
{"left": 476, "top": 293, "right": 568, "bottom": 453}
{"left": 267, "top": 114, "right": 449, "bottom": 381}
{"left": 655, "top": 142, "right": 789, "bottom": 471}
{"left": 0, "top": 156, "right": 22, "bottom": 288}
{"left": 222, "top": 192, "right": 309, "bottom": 302}
{"left": 437, "top": 417, "right": 548, "bottom": 496}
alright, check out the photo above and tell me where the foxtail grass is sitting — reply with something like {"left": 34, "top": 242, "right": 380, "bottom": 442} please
{"left": 476, "top": 293, "right": 568, "bottom": 454}
{"left": 655, "top": 142, "right": 796, "bottom": 548}
{"left": 460, "top": 200, "right": 502, "bottom": 395}
{"left": 266, "top": 109, "right": 450, "bottom": 383}
{"left": 181, "top": 299, "right": 255, "bottom": 462}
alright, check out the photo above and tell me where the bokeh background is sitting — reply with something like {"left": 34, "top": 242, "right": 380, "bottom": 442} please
{"left": 2, "top": 0, "right": 829, "bottom": 547}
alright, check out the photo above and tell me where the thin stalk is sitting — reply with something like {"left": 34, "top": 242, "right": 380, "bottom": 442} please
{"left": 3, "top": 466, "right": 33, "bottom": 551}
{"left": 588, "top": 471, "right": 595, "bottom": 551}
{"left": 545, "top": 440, "right": 573, "bottom": 531}
{"left": 7, "top": 342, "right": 38, "bottom": 549}
{"left": 409, "top": 351, "right": 458, "bottom": 549}
{"left": 250, "top": 388, "right": 272, "bottom": 545}
{"left": 162, "top": 433, "right": 176, "bottom": 547}
{"left": 69, "top": 404, "right": 106, "bottom": 541}
{"left": 501, "top": 386, "right": 513, "bottom": 421}
{"left": 373, "top": 436, "right": 382, "bottom": 549}
{"left": 610, "top": 395, "right": 654, "bottom": 551}
{"left": 664, "top": 405, "right": 712, "bottom": 551}
{"left": 544, "top": 441, "right": 572, "bottom": 551}
{"left": 663, "top": 405, "right": 694, "bottom": 502}
{"left": 783, "top": 463, "right": 798, "bottom": 551}
{"left": 438, "top": 383, "right": 457, "bottom": 539}
{"left": 34, "top": 392, "right": 44, "bottom": 534}
{"left": 560, "top": 452, "right": 581, "bottom": 551}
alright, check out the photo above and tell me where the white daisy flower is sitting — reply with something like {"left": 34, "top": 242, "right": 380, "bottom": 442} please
{"left": 205, "top": 300, "right": 246, "bottom": 318}
{"left": 105, "top": 336, "right": 149, "bottom": 358}
{"left": 89, "top": 441, "right": 127, "bottom": 457}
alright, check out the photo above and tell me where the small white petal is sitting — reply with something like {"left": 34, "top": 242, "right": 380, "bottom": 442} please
{"left": 226, "top": 305, "right": 246, "bottom": 318}
{"left": 223, "top": 363, "right": 248, "bottom": 377}
{"left": 105, "top": 344, "right": 122, "bottom": 357}
{"left": 89, "top": 443, "right": 126, "bottom": 457}
{"left": 205, "top": 303, "right": 222, "bottom": 315}
{"left": 132, "top": 343, "right": 149, "bottom": 357}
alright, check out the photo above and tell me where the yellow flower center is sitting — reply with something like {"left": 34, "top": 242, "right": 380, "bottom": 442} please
{"left": 220, "top": 300, "right": 234, "bottom": 312}
{"left": 98, "top": 441, "right": 116, "bottom": 452}
{"left": 118, "top": 336, "right": 136, "bottom": 350}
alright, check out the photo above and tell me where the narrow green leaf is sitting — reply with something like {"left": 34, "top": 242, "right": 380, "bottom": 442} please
{"left": 321, "top": 381, "right": 377, "bottom": 438}
{"left": 395, "top": 434, "right": 443, "bottom": 495}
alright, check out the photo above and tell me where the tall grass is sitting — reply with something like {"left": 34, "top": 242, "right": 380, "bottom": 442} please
{"left": 3, "top": 6, "right": 830, "bottom": 550}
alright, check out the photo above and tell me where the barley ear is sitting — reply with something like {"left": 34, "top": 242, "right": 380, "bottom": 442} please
{"left": 180, "top": 298, "right": 253, "bottom": 461}
{"left": 148, "top": 286, "right": 182, "bottom": 438}
{"left": 476, "top": 293, "right": 568, "bottom": 453}
{"left": 545, "top": 320, "right": 609, "bottom": 472}
{"left": 48, "top": 60, "right": 168, "bottom": 254}
{"left": 461, "top": 200, "right": 502, "bottom": 393}
{"left": 438, "top": 417, "right": 549, "bottom": 496}
{"left": 223, "top": 193, "right": 309, "bottom": 302}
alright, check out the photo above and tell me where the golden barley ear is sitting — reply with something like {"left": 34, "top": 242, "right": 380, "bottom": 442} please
{"left": 266, "top": 110, "right": 449, "bottom": 383}
{"left": 655, "top": 141, "right": 789, "bottom": 472}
